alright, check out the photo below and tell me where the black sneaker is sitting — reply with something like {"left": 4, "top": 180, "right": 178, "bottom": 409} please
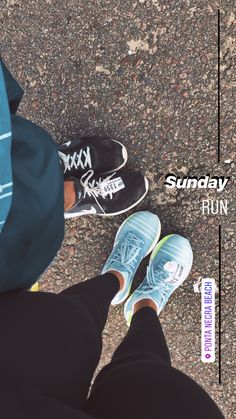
{"left": 58, "top": 136, "right": 127, "bottom": 178}
{"left": 64, "top": 170, "right": 149, "bottom": 218}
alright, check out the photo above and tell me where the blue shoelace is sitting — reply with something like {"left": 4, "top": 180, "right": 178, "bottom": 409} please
{"left": 108, "top": 232, "right": 144, "bottom": 275}
{"left": 138, "top": 263, "right": 176, "bottom": 307}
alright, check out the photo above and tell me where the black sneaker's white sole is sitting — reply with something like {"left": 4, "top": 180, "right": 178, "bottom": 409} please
{"left": 64, "top": 176, "right": 149, "bottom": 219}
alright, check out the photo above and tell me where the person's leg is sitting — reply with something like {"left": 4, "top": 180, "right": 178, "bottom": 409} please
{"left": 86, "top": 235, "right": 223, "bottom": 418}
{"left": 112, "top": 306, "right": 171, "bottom": 365}
{"left": 85, "top": 305, "right": 170, "bottom": 419}
{"left": 60, "top": 272, "right": 120, "bottom": 332}
{"left": 61, "top": 210, "right": 161, "bottom": 331}
{"left": 86, "top": 306, "right": 223, "bottom": 419}
{"left": 0, "top": 272, "right": 120, "bottom": 412}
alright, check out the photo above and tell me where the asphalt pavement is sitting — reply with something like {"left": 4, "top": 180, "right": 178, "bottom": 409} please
{"left": 1, "top": 1, "right": 235, "bottom": 417}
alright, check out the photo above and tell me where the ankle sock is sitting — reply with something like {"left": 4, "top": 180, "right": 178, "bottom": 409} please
{"left": 64, "top": 181, "right": 76, "bottom": 211}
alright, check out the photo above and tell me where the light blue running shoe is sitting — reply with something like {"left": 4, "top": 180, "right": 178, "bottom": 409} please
{"left": 124, "top": 234, "right": 193, "bottom": 324}
{"left": 102, "top": 211, "right": 161, "bottom": 305}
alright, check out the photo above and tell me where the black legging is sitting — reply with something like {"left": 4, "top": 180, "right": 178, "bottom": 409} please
{"left": 0, "top": 273, "right": 223, "bottom": 419}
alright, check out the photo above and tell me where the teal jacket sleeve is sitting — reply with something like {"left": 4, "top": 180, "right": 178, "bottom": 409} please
{"left": 0, "top": 60, "right": 13, "bottom": 234}
{"left": 0, "top": 60, "right": 64, "bottom": 293}
{"left": 1, "top": 58, "right": 23, "bottom": 113}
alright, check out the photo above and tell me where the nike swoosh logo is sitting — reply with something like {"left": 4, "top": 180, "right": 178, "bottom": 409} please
{"left": 80, "top": 206, "right": 97, "bottom": 215}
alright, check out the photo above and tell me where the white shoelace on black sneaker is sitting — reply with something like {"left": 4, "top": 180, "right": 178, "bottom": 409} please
{"left": 80, "top": 170, "right": 116, "bottom": 200}
{"left": 58, "top": 146, "right": 92, "bottom": 173}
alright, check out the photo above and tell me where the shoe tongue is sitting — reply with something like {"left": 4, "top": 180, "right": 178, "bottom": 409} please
{"left": 98, "top": 175, "right": 125, "bottom": 197}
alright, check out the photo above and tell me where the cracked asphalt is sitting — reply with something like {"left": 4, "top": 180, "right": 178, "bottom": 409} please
{"left": 1, "top": 1, "right": 235, "bottom": 417}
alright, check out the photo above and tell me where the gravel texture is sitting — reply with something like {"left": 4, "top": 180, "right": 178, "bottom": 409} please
{"left": 1, "top": 1, "right": 235, "bottom": 417}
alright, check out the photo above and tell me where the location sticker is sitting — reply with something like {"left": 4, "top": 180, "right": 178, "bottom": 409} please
{"left": 201, "top": 278, "right": 216, "bottom": 363}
